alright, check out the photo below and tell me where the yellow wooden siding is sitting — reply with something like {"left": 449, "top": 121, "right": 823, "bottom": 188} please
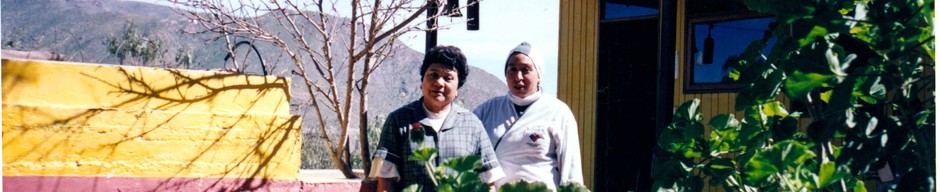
{"left": 558, "top": 0, "right": 598, "bottom": 189}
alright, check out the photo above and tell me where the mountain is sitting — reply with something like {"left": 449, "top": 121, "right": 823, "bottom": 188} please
{"left": 2, "top": 0, "right": 509, "bottom": 168}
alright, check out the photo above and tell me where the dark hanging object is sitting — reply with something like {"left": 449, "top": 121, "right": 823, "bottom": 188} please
{"left": 426, "top": 0, "right": 438, "bottom": 51}
{"left": 467, "top": 0, "right": 479, "bottom": 30}
{"left": 703, "top": 23, "right": 715, "bottom": 64}
{"left": 443, "top": 0, "right": 462, "bottom": 17}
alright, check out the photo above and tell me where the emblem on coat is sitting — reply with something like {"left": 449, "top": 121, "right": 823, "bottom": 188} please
{"left": 529, "top": 133, "right": 542, "bottom": 142}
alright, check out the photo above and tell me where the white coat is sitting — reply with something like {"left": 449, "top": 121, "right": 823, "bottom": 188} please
{"left": 473, "top": 94, "right": 584, "bottom": 190}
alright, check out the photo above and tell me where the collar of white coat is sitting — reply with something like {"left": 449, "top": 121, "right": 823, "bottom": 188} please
{"left": 508, "top": 90, "right": 543, "bottom": 106}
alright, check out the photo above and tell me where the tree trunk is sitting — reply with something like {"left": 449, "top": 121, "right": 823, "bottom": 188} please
{"left": 359, "top": 80, "right": 372, "bottom": 177}
{"left": 345, "top": 137, "right": 352, "bottom": 172}
{"left": 324, "top": 137, "right": 358, "bottom": 178}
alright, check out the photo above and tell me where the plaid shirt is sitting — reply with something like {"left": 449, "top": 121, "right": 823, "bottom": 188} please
{"left": 373, "top": 99, "right": 499, "bottom": 191}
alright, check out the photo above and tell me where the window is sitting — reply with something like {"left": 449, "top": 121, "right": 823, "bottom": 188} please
{"left": 684, "top": 15, "right": 775, "bottom": 93}
{"left": 603, "top": 1, "right": 658, "bottom": 20}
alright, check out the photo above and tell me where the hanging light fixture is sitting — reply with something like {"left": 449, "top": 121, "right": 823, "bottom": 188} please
{"left": 467, "top": 0, "right": 479, "bottom": 30}
{"left": 442, "top": 0, "right": 462, "bottom": 17}
{"left": 703, "top": 23, "right": 715, "bottom": 64}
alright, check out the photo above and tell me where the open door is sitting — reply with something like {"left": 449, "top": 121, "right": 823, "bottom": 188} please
{"left": 595, "top": 16, "right": 659, "bottom": 191}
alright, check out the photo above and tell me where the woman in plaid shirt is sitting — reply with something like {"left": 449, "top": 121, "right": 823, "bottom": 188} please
{"left": 370, "top": 46, "right": 504, "bottom": 191}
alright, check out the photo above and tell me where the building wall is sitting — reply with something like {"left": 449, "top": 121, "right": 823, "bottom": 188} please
{"left": 2, "top": 59, "right": 302, "bottom": 191}
{"left": 557, "top": 0, "right": 599, "bottom": 189}
{"left": 558, "top": 0, "right": 741, "bottom": 190}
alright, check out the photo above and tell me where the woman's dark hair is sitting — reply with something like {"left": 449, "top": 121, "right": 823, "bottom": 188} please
{"left": 421, "top": 45, "right": 469, "bottom": 88}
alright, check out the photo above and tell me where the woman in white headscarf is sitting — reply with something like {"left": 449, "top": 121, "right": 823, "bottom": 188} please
{"left": 473, "top": 42, "right": 583, "bottom": 190}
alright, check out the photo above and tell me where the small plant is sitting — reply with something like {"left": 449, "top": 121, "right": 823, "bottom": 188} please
{"left": 404, "top": 127, "right": 491, "bottom": 192}
{"left": 406, "top": 133, "right": 592, "bottom": 192}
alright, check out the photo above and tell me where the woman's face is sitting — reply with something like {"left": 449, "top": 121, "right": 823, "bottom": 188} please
{"left": 505, "top": 53, "right": 540, "bottom": 97}
{"left": 421, "top": 63, "right": 460, "bottom": 112}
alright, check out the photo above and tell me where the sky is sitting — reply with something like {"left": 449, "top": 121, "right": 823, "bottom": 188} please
{"left": 408, "top": 0, "right": 560, "bottom": 96}
{"left": 128, "top": 0, "right": 560, "bottom": 95}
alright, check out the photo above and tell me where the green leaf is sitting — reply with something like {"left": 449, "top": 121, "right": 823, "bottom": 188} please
{"left": 437, "top": 184, "right": 454, "bottom": 192}
{"left": 826, "top": 73, "right": 858, "bottom": 112}
{"left": 455, "top": 171, "right": 480, "bottom": 184}
{"left": 683, "top": 145, "right": 704, "bottom": 159}
{"left": 675, "top": 99, "right": 703, "bottom": 122}
{"left": 729, "top": 68, "right": 741, "bottom": 81}
{"left": 499, "top": 181, "right": 551, "bottom": 192}
{"left": 817, "top": 162, "right": 843, "bottom": 188}
{"left": 799, "top": 26, "right": 829, "bottom": 47}
{"left": 706, "top": 158, "right": 736, "bottom": 186}
{"left": 441, "top": 155, "right": 483, "bottom": 173}
{"left": 710, "top": 114, "right": 740, "bottom": 131}
{"left": 409, "top": 148, "right": 438, "bottom": 162}
{"left": 736, "top": 69, "right": 785, "bottom": 111}
{"left": 454, "top": 172, "right": 488, "bottom": 192}
{"left": 684, "top": 123, "right": 706, "bottom": 142}
{"left": 745, "top": 140, "right": 816, "bottom": 184}
{"left": 785, "top": 70, "right": 833, "bottom": 100}
{"left": 557, "top": 183, "right": 591, "bottom": 192}
{"left": 709, "top": 114, "right": 742, "bottom": 153}
{"left": 854, "top": 70, "right": 885, "bottom": 104}
{"left": 710, "top": 158, "right": 735, "bottom": 170}
{"left": 660, "top": 99, "right": 707, "bottom": 159}
{"left": 402, "top": 184, "right": 421, "bottom": 192}
{"left": 915, "top": 110, "right": 934, "bottom": 127}
{"left": 744, "top": 157, "right": 778, "bottom": 184}
{"left": 762, "top": 101, "right": 790, "bottom": 117}
{"left": 826, "top": 43, "right": 852, "bottom": 79}
{"left": 739, "top": 107, "right": 768, "bottom": 152}
{"left": 852, "top": 180, "right": 868, "bottom": 192}
{"left": 820, "top": 90, "right": 833, "bottom": 103}
{"left": 742, "top": 0, "right": 815, "bottom": 23}
{"left": 770, "top": 114, "right": 800, "bottom": 141}
{"left": 776, "top": 141, "right": 816, "bottom": 168}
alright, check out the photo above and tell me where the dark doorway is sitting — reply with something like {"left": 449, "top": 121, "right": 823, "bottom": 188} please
{"left": 595, "top": 16, "right": 659, "bottom": 191}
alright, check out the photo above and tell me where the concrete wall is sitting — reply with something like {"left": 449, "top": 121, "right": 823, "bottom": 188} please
{"left": 2, "top": 59, "right": 302, "bottom": 191}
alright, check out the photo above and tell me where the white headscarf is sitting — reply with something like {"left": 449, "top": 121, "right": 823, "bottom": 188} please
{"left": 507, "top": 42, "right": 545, "bottom": 79}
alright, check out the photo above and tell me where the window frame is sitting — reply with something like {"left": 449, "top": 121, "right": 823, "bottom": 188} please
{"left": 683, "top": 13, "right": 774, "bottom": 94}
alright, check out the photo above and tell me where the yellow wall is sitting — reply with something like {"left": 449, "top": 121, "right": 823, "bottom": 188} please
{"left": 558, "top": 0, "right": 599, "bottom": 189}
{"left": 2, "top": 59, "right": 301, "bottom": 180}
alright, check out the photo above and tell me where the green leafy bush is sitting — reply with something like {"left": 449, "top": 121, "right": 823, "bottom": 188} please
{"left": 655, "top": 0, "right": 934, "bottom": 191}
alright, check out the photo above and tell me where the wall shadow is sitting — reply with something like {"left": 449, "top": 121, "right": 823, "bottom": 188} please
{"left": 2, "top": 60, "right": 302, "bottom": 191}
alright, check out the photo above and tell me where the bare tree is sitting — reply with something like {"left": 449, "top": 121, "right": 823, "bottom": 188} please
{"left": 169, "top": 0, "right": 460, "bottom": 178}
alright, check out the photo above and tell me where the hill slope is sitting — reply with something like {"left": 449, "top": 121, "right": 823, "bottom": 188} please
{"left": 2, "top": 0, "right": 508, "bottom": 168}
